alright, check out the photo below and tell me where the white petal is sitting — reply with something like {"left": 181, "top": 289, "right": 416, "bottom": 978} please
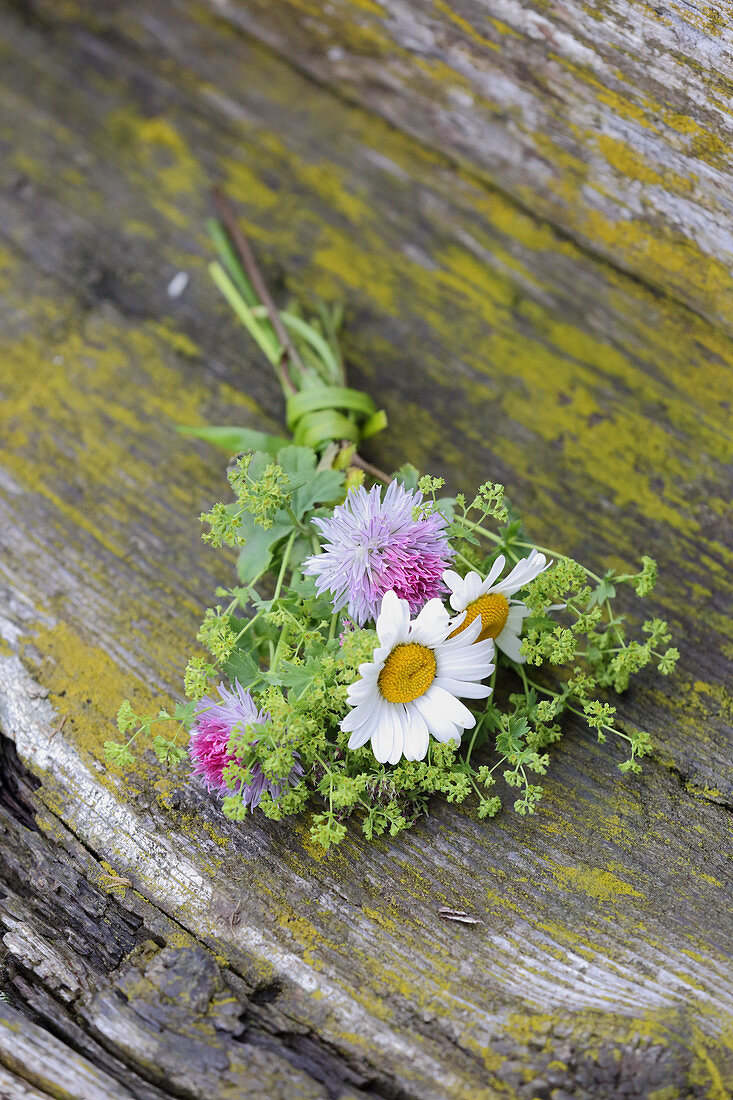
{"left": 495, "top": 604, "right": 530, "bottom": 663}
{"left": 444, "top": 612, "right": 482, "bottom": 646}
{"left": 413, "top": 691, "right": 459, "bottom": 742}
{"left": 445, "top": 608, "right": 467, "bottom": 636}
{"left": 390, "top": 706, "right": 409, "bottom": 763}
{"left": 492, "top": 550, "right": 549, "bottom": 597}
{"left": 340, "top": 699, "right": 376, "bottom": 733}
{"left": 372, "top": 704, "right": 398, "bottom": 764}
{"left": 423, "top": 684, "right": 476, "bottom": 731}
{"left": 376, "top": 591, "right": 410, "bottom": 648}
{"left": 409, "top": 599, "right": 450, "bottom": 646}
{"left": 480, "top": 555, "right": 506, "bottom": 592}
{"left": 505, "top": 603, "right": 530, "bottom": 634}
{"left": 437, "top": 651, "right": 493, "bottom": 677}
{"left": 402, "top": 706, "right": 429, "bottom": 761}
{"left": 462, "top": 572, "right": 485, "bottom": 604}
{"left": 365, "top": 645, "right": 391, "bottom": 670}
{"left": 434, "top": 675, "right": 492, "bottom": 699}
{"left": 432, "top": 723, "right": 461, "bottom": 745}
{"left": 347, "top": 725, "right": 372, "bottom": 750}
{"left": 443, "top": 570, "right": 467, "bottom": 612}
{"left": 346, "top": 677, "right": 376, "bottom": 704}
{"left": 496, "top": 624, "right": 525, "bottom": 663}
{"left": 440, "top": 620, "right": 484, "bottom": 651}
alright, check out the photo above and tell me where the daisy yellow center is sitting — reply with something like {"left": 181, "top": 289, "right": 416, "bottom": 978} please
{"left": 378, "top": 643, "right": 437, "bottom": 704}
{"left": 450, "top": 593, "right": 509, "bottom": 642}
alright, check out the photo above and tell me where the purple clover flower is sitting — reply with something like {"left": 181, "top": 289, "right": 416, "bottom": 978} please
{"left": 303, "top": 480, "right": 453, "bottom": 626}
{"left": 189, "top": 681, "right": 303, "bottom": 810}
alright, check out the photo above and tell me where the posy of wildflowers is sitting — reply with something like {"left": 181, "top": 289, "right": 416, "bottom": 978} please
{"left": 106, "top": 193, "right": 679, "bottom": 850}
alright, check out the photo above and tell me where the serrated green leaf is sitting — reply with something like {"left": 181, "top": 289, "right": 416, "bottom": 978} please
{"left": 104, "top": 740, "right": 135, "bottom": 766}
{"left": 276, "top": 656, "right": 324, "bottom": 699}
{"left": 276, "top": 445, "right": 344, "bottom": 517}
{"left": 393, "top": 463, "right": 419, "bottom": 490}
{"left": 496, "top": 717, "right": 529, "bottom": 757}
{"left": 174, "top": 701, "right": 197, "bottom": 726}
{"left": 221, "top": 649, "right": 261, "bottom": 690}
{"left": 277, "top": 444, "right": 317, "bottom": 478}
{"left": 152, "top": 735, "right": 188, "bottom": 766}
{"left": 588, "top": 575, "right": 617, "bottom": 608}
{"left": 236, "top": 514, "right": 294, "bottom": 583}
{"left": 293, "top": 469, "right": 344, "bottom": 517}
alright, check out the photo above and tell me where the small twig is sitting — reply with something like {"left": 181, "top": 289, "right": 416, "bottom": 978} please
{"left": 210, "top": 187, "right": 302, "bottom": 393}
{"left": 100, "top": 873, "right": 133, "bottom": 894}
{"left": 48, "top": 715, "right": 69, "bottom": 741}
{"left": 350, "top": 452, "right": 392, "bottom": 485}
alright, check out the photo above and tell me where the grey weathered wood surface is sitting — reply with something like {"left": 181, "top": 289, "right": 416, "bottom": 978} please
{"left": 211, "top": 0, "right": 733, "bottom": 332}
{"left": 0, "top": 1, "right": 731, "bottom": 1097}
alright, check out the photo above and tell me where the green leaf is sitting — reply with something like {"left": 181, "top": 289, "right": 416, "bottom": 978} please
{"left": 177, "top": 425, "right": 289, "bottom": 456}
{"left": 277, "top": 310, "right": 342, "bottom": 381}
{"left": 393, "top": 463, "right": 420, "bottom": 490}
{"left": 152, "top": 735, "right": 188, "bottom": 766}
{"left": 221, "top": 648, "right": 261, "bottom": 690}
{"left": 208, "top": 260, "right": 281, "bottom": 365}
{"left": 236, "top": 514, "right": 294, "bottom": 583}
{"left": 104, "top": 740, "right": 135, "bottom": 766}
{"left": 287, "top": 535, "right": 316, "bottom": 578}
{"left": 294, "top": 469, "right": 344, "bottom": 517}
{"left": 435, "top": 496, "right": 456, "bottom": 523}
{"left": 206, "top": 218, "right": 259, "bottom": 308}
{"left": 588, "top": 574, "right": 617, "bottom": 608}
{"left": 277, "top": 445, "right": 344, "bottom": 517}
{"left": 290, "top": 571, "right": 319, "bottom": 599}
{"left": 174, "top": 701, "right": 197, "bottom": 727}
{"left": 360, "top": 409, "right": 388, "bottom": 439}
{"left": 496, "top": 717, "right": 529, "bottom": 757}
{"left": 285, "top": 387, "right": 376, "bottom": 430}
{"left": 277, "top": 444, "right": 316, "bottom": 483}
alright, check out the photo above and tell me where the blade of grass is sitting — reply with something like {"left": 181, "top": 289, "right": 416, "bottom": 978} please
{"left": 209, "top": 261, "right": 283, "bottom": 372}
{"left": 211, "top": 188, "right": 303, "bottom": 394}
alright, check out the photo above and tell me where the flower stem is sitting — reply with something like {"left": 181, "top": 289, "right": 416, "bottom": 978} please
{"left": 350, "top": 453, "right": 392, "bottom": 485}
{"left": 455, "top": 549, "right": 477, "bottom": 571}
{"left": 211, "top": 188, "right": 303, "bottom": 393}
{"left": 273, "top": 530, "right": 297, "bottom": 602}
{"left": 455, "top": 515, "right": 502, "bottom": 544}
{"left": 328, "top": 612, "right": 340, "bottom": 642}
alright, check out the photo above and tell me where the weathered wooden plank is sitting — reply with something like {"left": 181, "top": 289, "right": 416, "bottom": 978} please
{"left": 1, "top": 0, "right": 730, "bottom": 796}
{"left": 0, "top": 1064, "right": 58, "bottom": 1100}
{"left": 0, "top": 1, "right": 731, "bottom": 1097}
{"left": 3, "top": 652, "right": 732, "bottom": 1097}
{"left": 0, "top": 1005, "right": 139, "bottom": 1100}
{"left": 0, "top": 741, "right": 348, "bottom": 1100}
{"left": 194, "top": 0, "right": 733, "bottom": 333}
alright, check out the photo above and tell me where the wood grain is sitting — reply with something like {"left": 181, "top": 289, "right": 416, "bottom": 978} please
{"left": 0, "top": 1, "right": 731, "bottom": 1096}
{"left": 204, "top": 0, "right": 733, "bottom": 332}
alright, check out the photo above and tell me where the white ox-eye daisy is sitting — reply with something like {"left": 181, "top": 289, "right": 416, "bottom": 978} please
{"left": 443, "top": 549, "right": 550, "bottom": 663}
{"left": 341, "top": 590, "right": 495, "bottom": 764}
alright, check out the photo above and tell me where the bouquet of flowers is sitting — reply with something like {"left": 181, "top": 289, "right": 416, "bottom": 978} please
{"left": 107, "top": 193, "right": 679, "bottom": 850}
